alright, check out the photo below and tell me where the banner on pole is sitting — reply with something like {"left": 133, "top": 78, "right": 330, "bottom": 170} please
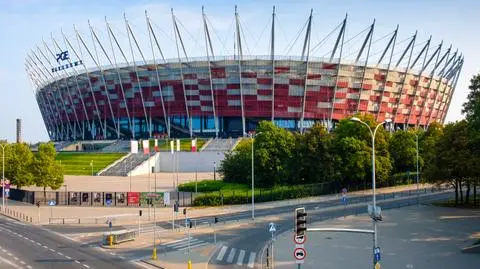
{"left": 191, "top": 139, "right": 197, "bottom": 152}
{"left": 143, "top": 140, "right": 150, "bottom": 155}
{"left": 154, "top": 139, "right": 159, "bottom": 152}
{"left": 130, "top": 140, "right": 138, "bottom": 154}
{"left": 176, "top": 139, "right": 180, "bottom": 152}
{"left": 170, "top": 140, "right": 174, "bottom": 154}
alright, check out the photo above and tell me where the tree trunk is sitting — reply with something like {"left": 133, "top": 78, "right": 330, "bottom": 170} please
{"left": 466, "top": 181, "right": 471, "bottom": 205}
{"left": 455, "top": 180, "right": 459, "bottom": 206}
{"left": 43, "top": 186, "right": 46, "bottom": 204}
{"left": 474, "top": 182, "right": 477, "bottom": 206}
{"left": 459, "top": 180, "right": 463, "bottom": 205}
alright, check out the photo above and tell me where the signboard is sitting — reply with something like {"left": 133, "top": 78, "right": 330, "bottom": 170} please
{"left": 294, "top": 235, "right": 306, "bottom": 245}
{"left": 140, "top": 192, "right": 163, "bottom": 206}
{"left": 154, "top": 139, "right": 159, "bottom": 152}
{"left": 127, "top": 192, "right": 140, "bottom": 204}
{"left": 294, "top": 247, "right": 306, "bottom": 263}
{"left": 164, "top": 192, "right": 170, "bottom": 206}
{"left": 268, "top": 222, "right": 276, "bottom": 233}
{"left": 374, "top": 247, "right": 381, "bottom": 263}
{"left": 48, "top": 200, "right": 56, "bottom": 206}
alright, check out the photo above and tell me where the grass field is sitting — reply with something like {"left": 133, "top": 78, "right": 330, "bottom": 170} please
{"left": 56, "top": 152, "right": 126, "bottom": 175}
{"left": 178, "top": 180, "right": 249, "bottom": 192}
{"left": 155, "top": 138, "right": 207, "bottom": 152}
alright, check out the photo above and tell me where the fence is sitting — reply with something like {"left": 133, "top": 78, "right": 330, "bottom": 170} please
{"left": 4, "top": 189, "right": 199, "bottom": 207}
{"left": 0, "top": 207, "right": 34, "bottom": 223}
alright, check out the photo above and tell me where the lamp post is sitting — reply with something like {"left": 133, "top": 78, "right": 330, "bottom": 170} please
{"left": 248, "top": 131, "right": 262, "bottom": 222}
{"left": 351, "top": 117, "right": 391, "bottom": 269}
{"left": 1, "top": 144, "right": 6, "bottom": 213}
{"left": 90, "top": 160, "right": 94, "bottom": 176}
{"left": 415, "top": 132, "right": 420, "bottom": 203}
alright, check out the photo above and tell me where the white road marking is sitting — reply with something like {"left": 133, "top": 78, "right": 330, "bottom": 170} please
{"left": 7, "top": 252, "right": 13, "bottom": 256}
{"left": 20, "top": 261, "right": 25, "bottom": 265}
{"left": 75, "top": 260, "right": 81, "bottom": 264}
{"left": 1, "top": 249, "right": 6, "bottom": 253}
{"left": 162, "top": 238, "right": 187, "bottom": 246}
{"left": 227, "top": 248, "right": 236, "bottom": 263}
{"left": 236, "top": 249, "right": 246, "bottom": 265}
{"left": 43, "top": 245, "right": 48, "bottom": 249}
{"left": 0, "top": 255, "right": 22, "bottom": 268}
{"left": 57, "top": 252, "right": 64, "bottom": 256}
{"left": 109, "top": 252, "right": 116, "bottom": 255}
{"left": 65, "top": 256, "right": 71, "bottom": 259}
{"left": 216, "top": 246, "right": 228, "bottom": 261}
{"left": 83, "top": 264, "right": 90, "bottom": 268}
{"left": 247, "top": 252, "right": 256, "bottom": 268}
{"left": 13, "top": 256, "right": 19, "bottom": 260}
{"left": 27, "top": 266, "right": 32, "bottom": 269}
{"left": 36, "top": 242, "right": 41, "bottom": 246}
{"left": 49, "top": 248, "right": 55, "bottom": 252}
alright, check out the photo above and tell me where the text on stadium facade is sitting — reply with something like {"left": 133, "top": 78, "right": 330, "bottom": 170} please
{"left": 51, "top": 50, "right": 83, "bottom": 73}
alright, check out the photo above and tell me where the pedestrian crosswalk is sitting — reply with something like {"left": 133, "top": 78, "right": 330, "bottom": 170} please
{"left": 215, "top": 245, "right": 256, "bottom": 268}
{"left": 159, "top": 237, "right": 210, "bottom": 252}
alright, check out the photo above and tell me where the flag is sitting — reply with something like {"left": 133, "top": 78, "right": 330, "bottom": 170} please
{"left": 130, "top": 140, "right": 138, "bottom": 154}
{"left": 154, "top": 139, "right": 159, "bottom": 152}
{"left": 143, "top": 140, "right": 150, "bottom": 155}
{"left": 176, "top": 139, "right": 180, "bottom": 152}
{"left": 191, "top": 139, "right": 197, "bottom": 152}
{"left": 170, "top": 140, "right": 174, "bottom": 154}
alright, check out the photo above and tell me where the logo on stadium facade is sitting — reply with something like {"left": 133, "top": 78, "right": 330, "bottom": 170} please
{"left": 52, "top": 50, "right": 83, "bottom": 73}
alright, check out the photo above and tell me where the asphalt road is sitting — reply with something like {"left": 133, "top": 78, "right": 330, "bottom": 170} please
{"left": 59, "top": 188, "right": 453, "bottom": 268}
{"left": 0, "top": 215, "right": 144, "bottom": 269}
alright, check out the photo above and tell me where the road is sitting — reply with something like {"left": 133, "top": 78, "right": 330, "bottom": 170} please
{"left": 43, "top": 188, "right": 452, "bottom": 268}
{"left": 0, "top": 215, "right": 145, "bottom": 269}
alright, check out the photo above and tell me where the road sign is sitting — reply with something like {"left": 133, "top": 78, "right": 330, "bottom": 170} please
{"left": 164, "top": 192, "right": 170, "bottom": 205}
{"left": 106, "top": 199, "right": 112, "bottom": 206}
{"left": 374, "top": 247, "right": 381, "bottom": 262}
{"left": 109, "top": 221, "right": 112, "bottom": 229}
{"left": 268, "top": 222, "right": 276, "bottom": 233}
{"left": 48, "top": 200, "right": 56, "bottom": 206}
{"left": 294, "top": 234, "right": 306, "bottom": 245}
{"left": 294, "top": 247, "right": 306, "bottom": 263}
{"left": 185, "top": 218, "right": 191, "bottom": 226}
{"left": 342, "top": 196, "right": 347, "bottom": 204}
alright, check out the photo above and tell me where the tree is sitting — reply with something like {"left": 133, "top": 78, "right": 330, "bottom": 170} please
{"left": 254, "top": 121, "right": 295, "bottom": 187}
{"left": 32, "top": 143, "right": 64, "bottom": 201}
{"left": 333, "top": 114, "right": 392, "bottom": 186}
{"left": 333, "top": 136, "right": 371, "bottom": 188}
{"left": 219, "top": 139, "right": 251, "bottom": 185}
{"left": 291, "top": 124, "right": 335, "bottom": 185}
{"left": 389, "top": 130, "right": 423, "bottom": 175}
{"left": 5, "top": 143, "right": 34, "bottom": 189}
{"left": 425, "top": 121, "right": 473, "bottom": 205}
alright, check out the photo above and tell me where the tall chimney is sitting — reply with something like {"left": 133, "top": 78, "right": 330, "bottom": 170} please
{"left": 16, "top": 118, "right": 22, "bottom": 143}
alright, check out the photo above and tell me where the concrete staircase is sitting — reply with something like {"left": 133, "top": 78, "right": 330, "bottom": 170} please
{"left": 201, "top": 138, "right": 239, "bottom": 151}
{"left": 101, "top": 140, "right": 130, "bottom": 152}
{"left": 98, "top": 153, "right": 154, "bottom": 176}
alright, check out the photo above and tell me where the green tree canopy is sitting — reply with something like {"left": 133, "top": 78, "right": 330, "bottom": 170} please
{"left": 389, "top": 130, "right": 423, "bottom": 174}
{"left": 32, "top": 143, "right": 64, "bottom": 198}
{"left": 219, "top": 139, "right": 252, "bottom": 185}
{"left": 5, "top": 143, "right": 34, "bottom": 188}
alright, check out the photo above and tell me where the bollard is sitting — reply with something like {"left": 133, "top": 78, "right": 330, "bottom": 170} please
{"left": 187, "top": 259, "right": 192, "bottom": 269}
{"left": 109, "top": 235, "right": 113, "bottom": 246}
{"left": 151, "top": 247, "right": 157, "bottom": 260}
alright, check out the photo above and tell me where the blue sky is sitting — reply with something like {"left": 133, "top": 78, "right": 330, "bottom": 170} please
{"left": 1, "top": 0, "right": 478, "bottom": 142}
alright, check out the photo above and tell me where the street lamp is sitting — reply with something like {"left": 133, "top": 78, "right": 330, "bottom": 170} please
{"left": 247, "top": 131, "right": 262, "bottom": 222}
{"left": 351, "top": 117, "right": 391, "bottom": 268}
{"left": 90, "top": 160, "right": 94, "bottom": 176}
{"left": 415, "top": 132, "right": 420, "bottom": 203}
{"left": 0, "top": 144, "right": 6, "bottom": 213}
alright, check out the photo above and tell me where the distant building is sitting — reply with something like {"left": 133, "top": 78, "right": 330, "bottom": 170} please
{"left": 16, "top": 118, "right": 22, "bottom": 143}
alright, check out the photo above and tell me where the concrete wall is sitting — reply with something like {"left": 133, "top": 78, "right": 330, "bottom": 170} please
{"left": 157, "top": 151, "right": 226, "bottom": 172}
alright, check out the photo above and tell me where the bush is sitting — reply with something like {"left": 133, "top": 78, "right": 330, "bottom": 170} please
{"left": 192, "top": 183, "right": 336, "bottom": 206}
{"left": 178, "top": 180, "right": 249, "bottom": 192}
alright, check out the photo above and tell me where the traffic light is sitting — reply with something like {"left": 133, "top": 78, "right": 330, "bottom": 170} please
{"left": 183, "top": 208, "right": 187, "bottom": 215}
{"left": 214, "top": 216, "right": 218, "bottom": 224}
{"left": 189, "top": 221, "right": 193, "bottom": 229}
{"left": 139, "top": 210, "right": 143, "bottom": 217}
{"left": 173, "top": 203, "right": 179, "bottom": 212}
{"left": 295, "top": 207, "right": 307, "bottom": 237}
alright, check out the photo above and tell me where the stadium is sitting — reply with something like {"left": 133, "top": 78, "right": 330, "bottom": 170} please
{"left": 25, "top": 7, "right": 463, "bottom": 141}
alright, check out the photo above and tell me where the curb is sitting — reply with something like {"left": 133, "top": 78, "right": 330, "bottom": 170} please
{"left": 462, "top": 244, "right": 480, "bottom": 254}
{"left": 141, "top": 259, "right": 165, "bottom": 269}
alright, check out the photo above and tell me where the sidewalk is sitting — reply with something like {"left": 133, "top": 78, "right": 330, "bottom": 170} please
{"left": 1, "top": 183, "right": 435, "bottom": 225}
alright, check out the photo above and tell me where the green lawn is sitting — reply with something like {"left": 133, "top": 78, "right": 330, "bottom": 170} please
{"left": 155, "top": 138, "right": 207, "bottom": 152}
{"left": 56, "top": 152, "right": 126, "bottom": 175}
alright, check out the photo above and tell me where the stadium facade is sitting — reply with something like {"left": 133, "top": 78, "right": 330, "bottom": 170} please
{"left": 25, "top": 7, "right": 463, "bottom": 141}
